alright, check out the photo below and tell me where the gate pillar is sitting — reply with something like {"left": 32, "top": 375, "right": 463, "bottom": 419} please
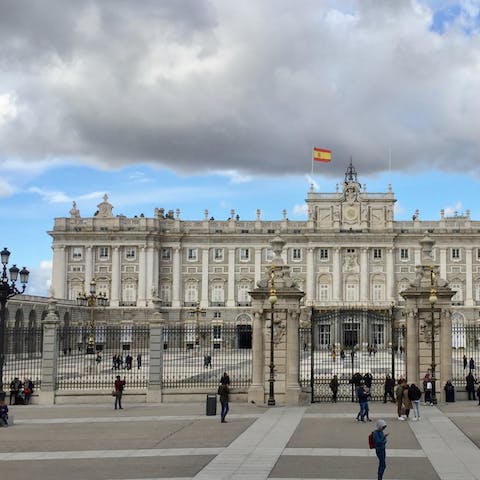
{"left": 400, "top": 234, "right": 454, "bottom": 400}
{"left": 248, "top": 236, "right": 306, "bottom": 406}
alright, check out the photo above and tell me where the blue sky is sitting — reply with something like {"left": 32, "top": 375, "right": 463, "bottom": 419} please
{"left": 1, "top": 0, "right": 480, "bottom": 296}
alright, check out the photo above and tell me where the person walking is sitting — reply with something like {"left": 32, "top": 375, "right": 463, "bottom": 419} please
{"left": 402, "top": 382, "right": 412, "bottom": 420}
{"left": 218, "top": 383, "right": 229, "bottom": 423}
{"left": 220, "top": 372, "right": 230, "bottom": 386}
{"left": 113, "top": 375, "right": 126, "bottom": 410}
{"left": 466, "top": 371, "right": 476, "bottom": 400}
{"left": 373, "top": 419, "right": 389, "bottom": 480}
{"left": 356, "top": 381, "right": 368, "bottom": 422}
{"left": 423, "top": 373, "right": 433, "bottom": 405}
{"left": 0, "top": 399, "right": 9, "bottom": 427}
{"left": 329, "top": 375, "right": 339, "bottom": 403}
{"left": 408, "top": 383, "right": 422, "bottom": 420}
{"left": 395, "top": 379, "right": 405, "bottom": 420}
{"left": 469, "top": 357, "right": 475, "bottom": 372}
{"left": 383, "top": 375, "right": 395, "bottom": 403}
{"left": 463, "top": 355, "right": 468, "bottom": 370}
{"left": 136, "top": 354, "right": 142, "bottom": 369}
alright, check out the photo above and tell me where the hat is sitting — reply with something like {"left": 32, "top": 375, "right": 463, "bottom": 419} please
{"left": 376, "top": 419, "right": 387, "bottom": 430}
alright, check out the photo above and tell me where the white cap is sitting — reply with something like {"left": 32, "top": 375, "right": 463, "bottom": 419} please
{"left": 376, "top": 419, "right": 387, "bottom": 430}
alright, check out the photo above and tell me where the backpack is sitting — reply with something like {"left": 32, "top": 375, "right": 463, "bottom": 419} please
{"left": 368, "top": 432, "right": 375, "bottom": 449}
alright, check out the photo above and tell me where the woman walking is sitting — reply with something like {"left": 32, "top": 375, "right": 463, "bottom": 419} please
{"left": 373, "top": 419, "right": 389, "bottom": 480}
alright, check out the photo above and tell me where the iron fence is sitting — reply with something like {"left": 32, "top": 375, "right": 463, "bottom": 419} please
{"left": 56, "top": 325, "right": 150, "bottom": 389}
{"left": 3, "top": 326, "right": 43, "bottom": 389}
{"left": 162, "top": 324, "right": 252, "bottom": 389}
{"left": 452, "top": 324, "right": 480, "bottom": 388}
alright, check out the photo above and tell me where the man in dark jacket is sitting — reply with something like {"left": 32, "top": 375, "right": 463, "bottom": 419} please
{"left": 408, "top": 383, "right": 422, "bottom": 420}
{"left": 466, "top": 372, "right": 476, "bottom": 400}
{"left": 383, "top": 375, "right": 395, "bottom": 403}
{"left": 218, "top": 384, "right": 229, "bottom": 423}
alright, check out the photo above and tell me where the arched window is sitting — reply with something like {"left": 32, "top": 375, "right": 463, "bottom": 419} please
{"left": 185, "top": 280, "right": 198, "bottom": 303}
{"left": 211, "top": 280, "right": 225, "bottom": 305}
{"left": 122, "top": 280, "right": 137, "bottom": 305}
{"left": 159, "top": 281, "right": 171, "bottom": 305}
{"left": 452, "top": 311, "right": 466, "bottom": 348}
{"left": 237, "top": 280, "right": 252, "bottom": 305}
{"left": 451, "top": 281, "right": 463, "bottom": 303}
{"left": 345, "top": 275, "right": 359, "bottom": 302}
{"left": 317, "top": 274, "right": 331, "bottom": 302}
{"left": 372, "top": 274, "right": 385, "bottom": 301}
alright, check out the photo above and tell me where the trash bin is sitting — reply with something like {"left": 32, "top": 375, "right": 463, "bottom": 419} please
{"left": 206, "top": 393, "right": 217, "bottom": 416}
{"left": 445, "top": 383, "right": 455, "bottom": 402}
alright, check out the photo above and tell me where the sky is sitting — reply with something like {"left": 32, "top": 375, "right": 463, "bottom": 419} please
{"left": 1, "top": 0, "right": 480, "bottom": 297}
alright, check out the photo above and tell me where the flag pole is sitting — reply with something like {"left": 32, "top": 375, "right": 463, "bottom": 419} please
{"left": 311, "top": 146, "right": 314, "bottom": 176}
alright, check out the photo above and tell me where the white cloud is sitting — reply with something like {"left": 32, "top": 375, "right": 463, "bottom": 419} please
{"left": 444, "top": 201, "right": 463, "bottom": 217}
{"left": 305, "top": 175, "right": 319, "bottom": 191}
{"left": 26, "top": 259, "right": 52, "bottom": 297}
{"left": 0, "top": 92, "right": 18, "bottom": 125}
{"left": 293, "top": 203, "right": 308, "bottom": 217}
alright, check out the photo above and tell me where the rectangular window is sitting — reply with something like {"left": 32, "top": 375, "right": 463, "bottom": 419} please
{"left": 373, "top": 248, "right": 382, "bottom": 260}
{"left": 98, "top": 246, "right": 109, "bottom": 260}
{"left": 451, "top": 283, "right": 463, "bottom": 302}
{"left": 318, "top": 284, "right": 329, "bottom": 301}
{"left": 346, "top": 284, "right": 359, "bottom": 301}
{"left": 214, "top": 248, "right": 224, "bottom": 261}
{"left": 292, "top": 248, "right": 302, "bottom": 261}
{"left": 451, "top": 248, "right": 460, "bottom": 260}
{"left": 373, "top": 284, "right": 385, "bottom": 301}
{"left": 213, "top": 311, "right": 222, "bottom": 319}
{"left": 372, "top": 324, "right": 384, "bottom": 346}
{"left": 72, "top": 247, "right": 83, "bottom": 260}
{"left": 187, "top": 248, "right": 198, "bottom": 261}
{"left": 265, "top": 248, "right": 274, "bottom": 262}
{"left": 319, "top": 249, "right": 329, "bottom": 260}
{"left": 125, "top": 247, "right": 136, "bottom": 260}
{"left": 161, "top": 248, "right": 171, "bottom": 261}
{"left": 400, "top": 248, "right": 409, "bottom": 260}
{"left": 213, "top": 325, "right": 222, "bottom": 340}
{"left": 240, "top": 248, "right": 250, "bottom": 261}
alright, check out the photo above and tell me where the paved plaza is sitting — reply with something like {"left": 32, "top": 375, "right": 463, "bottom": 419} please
{"left": 2, "top": 399, "right": 480, "bottom": 480}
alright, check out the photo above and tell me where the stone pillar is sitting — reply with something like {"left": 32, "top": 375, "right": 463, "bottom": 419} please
{"left": 172, "top": 246, "right": 181, "bottom": 308}
{"left": 111, "top": 246, "right": 120, "bottom": 307}
{"left": 465, "top": 248, "right": 473, "bottom": 307}
{"left": 248, "top": 309, "right": 265, "bottom": 403}
{"left": 306, "top": 247, "right": 315, "bottom": 305}
{"left": 85, "top": 245, "right": 93, "bottom": 291}
{"left": 146, "top": 298, "right": 164, "bottom": 403}
{"left": 386, "top": 248, "right": 394, "bottom": 301}
{"left": 146, "top": 246, "right": 155, "bottom": 304}
{"left": 51, "top": 246, "right": 66, "bottom": 300}
{"left": 200, "top": 248, "right": 209, "bottom": 308}
{"left": 248, "top": 235, "right": 305, "bottom": 405}
{"left": 405, "top": 308, "right": 418, "bottom": 384}
{"left": 254, "top": 248, "right": 262, "bottom": 286}
{"left": 360, "top": 247, "right": 368, "bottom": 301}
{"left": 227, "top": 248, "right": 235, "bottom": 307}
{"left": 38, "top": 297, "right": 59, "bottom": 405}
{"left": 333, "top": 247, "right": 341, "bottom": 301}
{"left": 137, "top": 246, "right": 146, "bottom": 307}
{"left": 439, "top": 307, "right": 453, "bottom": 400}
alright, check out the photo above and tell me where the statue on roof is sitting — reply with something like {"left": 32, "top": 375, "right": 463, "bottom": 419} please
{"left": 96, "top": 194, "right": 114, "bottom": 218}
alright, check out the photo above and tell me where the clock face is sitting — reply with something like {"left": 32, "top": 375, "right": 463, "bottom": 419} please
{"left": 344, "top": 206, "right": 358, "bottom": 221}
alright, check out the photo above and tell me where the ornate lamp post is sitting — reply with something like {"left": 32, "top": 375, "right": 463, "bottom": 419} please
{"left": 77, "top": 279, "right": 109, "bottom": 354}
{"left": 267, "top": 265, "right": 277, "bottom": 406}
{"left": 0, "top": 247, "right": 29, "bottom": 400}
{"left": 429, "top": 267, "right": 438, "bottom": 404}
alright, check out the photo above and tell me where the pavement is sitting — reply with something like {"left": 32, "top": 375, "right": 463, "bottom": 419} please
{"left": 2, "top": 398, "right": 480, "bottom": 479}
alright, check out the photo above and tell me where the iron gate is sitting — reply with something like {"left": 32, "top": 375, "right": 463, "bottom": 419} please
{"left": 299, "top": 309, "right": 406, "bottom": 402}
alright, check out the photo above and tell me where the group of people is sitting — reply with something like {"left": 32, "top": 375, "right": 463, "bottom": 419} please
{"left": 111, "top": 353, "right": 142, "bottom": 370}
{"left": 9, "top": 377, "right": 35, "bottom": 405}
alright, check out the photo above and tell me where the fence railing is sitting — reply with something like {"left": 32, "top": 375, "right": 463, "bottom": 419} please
{"left": 162, "top": 325, "right": 252, "bottom": 389}
{"left": 3, "top": 326, "right": 43, "bottom": 389}
{"left": 56, "top": 325, "right": 150, "bottom": 389}
{"left": 451, "top": 324, "right": 480, "bottom": 387}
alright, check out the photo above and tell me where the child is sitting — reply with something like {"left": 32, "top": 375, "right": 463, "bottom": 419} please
{"left": 373, "top": 419, "right": 389, "bottom": 480}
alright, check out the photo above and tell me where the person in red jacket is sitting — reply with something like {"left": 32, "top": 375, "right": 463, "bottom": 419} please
{"left": 113, "top": 376, "right": 126, "bottom": 410}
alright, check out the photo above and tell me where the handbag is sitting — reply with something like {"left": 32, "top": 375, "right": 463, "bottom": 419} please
{"left": 112, "top": 390, "right": 119, "bottom": 397}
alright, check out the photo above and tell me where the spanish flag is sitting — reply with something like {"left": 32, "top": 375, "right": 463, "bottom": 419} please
{"left": 313, "top": 147, "right": 332, "bottom": 162}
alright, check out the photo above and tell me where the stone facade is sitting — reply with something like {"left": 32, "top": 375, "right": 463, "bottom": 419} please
{"left": 41, "top": 163, "right": 480, "bottom": 348}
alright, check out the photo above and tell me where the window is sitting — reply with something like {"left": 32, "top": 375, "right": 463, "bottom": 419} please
{"left": 318, "top": 284, "right": 330, "bottom": 301}
{"left": 265, "top": 248, "right": 274, "bottom": 262}
{"left": 161, "top": 248, "right": 171, "bottom": 261}
{"left": 373, "top": 283, "right": 385, "bottom": 301}
{"left": 213, "top": 325, "right": 222, "bottom": 340}
{"left": 98, "top": 246, "right": 109, "bottom": 260}
{"left": 122, "top": 283, "right": 136, "bottom": 303}
{"left": 346, "top": 248, "right": 356, "bottom": 254}
{"left": 238, "top": 283, "right": 251, "bottom": 304}
{"left": 319, "top": 249, "right": 329, "bottom": 260}
{"left": 240, "top": 248, "right": 250, "bottom": 261}
{"left": 185, "top": 282, "right": 198, "bottom": 303}
{"left": 213, "top": 248, "right": 224, "bottom": 261}
{"left": 72, "top": 247, "right": 83, "bottom": 260}
{"left": 159, "top": 284, "right": 171, "bottom": 303}
{"left": 211, "top": 283, "right": 225, "bottom": 303}
{"left": 187, "top": 248, "right": 198, "bottom": 261}
{"left": 372, "top": 324, "right": 384, "bottom": 346}
{"left": 292, "top": 248, "right": 302, "bottom": 261}
{"left": 451, "top": 248, "right": 460, "bottom": 260}
{"left": 400, "top": 248, "right": 409, "bottom": 260}
{"left": 317, "top": 324, "right": 330, "bottom": 347}
{"left": 373, "top": 248, "right": 382, "bottom": 260}
{"left": 345, "top": 283, "right": 359, "bottom": 301}
{"left": 125, "top": 247, "right": 136, "bottom": 260}
{"left": 213, "top": 311, "right": 222, "bottom": 319}
{"left": 451, "top": 282, "right": 463, "bottom": 302}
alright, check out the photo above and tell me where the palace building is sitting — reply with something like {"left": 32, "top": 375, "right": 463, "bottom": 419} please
{"left": 48, "top": 163, "right": 478, "bottom": 349}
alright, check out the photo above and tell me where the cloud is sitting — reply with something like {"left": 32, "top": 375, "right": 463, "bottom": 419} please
{"left": 292, "top": 203, "right": 308, "bottom": 217}
{"left": 26, "top": 259, "right": 52, "bottom": 297}
{"left": 443, "top": 201, "right": 463, "bottom": 216}
{"left": 0, "top": 1, "right": 479, "bottom": 179}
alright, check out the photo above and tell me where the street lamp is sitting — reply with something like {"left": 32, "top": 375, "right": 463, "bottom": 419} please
{"left": 429, "top": 267, "right": 438, "bottom": 405}
{"left": 0, "top": 247, "right": 29, "bottom": 400}
{"left": 267, "top": 265, "right": 277, "bottom": 406}
{"left": 77, "top": 279, "right": 109, "bottom": 354}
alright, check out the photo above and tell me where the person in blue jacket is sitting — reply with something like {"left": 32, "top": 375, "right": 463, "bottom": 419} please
{"left": 373, "top": 419, "right": 389, "bottom": 480}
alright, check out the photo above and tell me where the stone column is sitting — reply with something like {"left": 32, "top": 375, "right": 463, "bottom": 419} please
{"left": 51, "top": 246, "right": 66, "bottom": 300}
{"left": 247, "top": 310, "right": 265, "bottom": 403}
{"left": 360, "top": 247, "right": 368, "bottom": 301}
{"left": 405, "top": 308, "right": 419, "bottom": 383}
{"left": 111, "top": 246, "right": 120, "bottom": 307}
{"left": 38, "top": 297, "right": 59, "bottom": 405}
{"left": 254, "top": 247, "right": 262, "bottom": 286}
{"left": 285, "top": 307, "right": 302, "bottom": 404}
{"left": 306, "top": 248, "right": 315, "bottom": 305}
{"left": 172, "top": 246, "right": 181, "bottom": 308}
{"left": 146, "top": 246, "right": 155, "bottom": 304}
{"left": 227, "top": 248, "right": 235, "bottom": 307}
{"left": 439, "top": 248, "right": 447, "bottom": 280}
{"left": 333, "top": 247, "right": 341, "bottom": 301}
{"left": 439, "top": 307, "right": 453, "bottom": 401}
{"left": 386, "top": 248, "right": 394, "bottom": 301}
{"left": 200, "top": 248, "right": 209, "bottom": 308}
{"left": 137, "top": 246, "right": 147, "bottom": 307}
{"left": 465, "top": 248, "right": 473, "bottom": 307}
{"left": 85, "top": 245, "right": 93, "bottom": 291}
{"left": 146, "top": 298, "right": 164, "bottom": 403}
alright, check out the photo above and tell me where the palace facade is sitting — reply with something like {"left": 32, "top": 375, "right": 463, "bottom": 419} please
{"left": 48, "top": 163, "right": 478, "bottom": 348}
